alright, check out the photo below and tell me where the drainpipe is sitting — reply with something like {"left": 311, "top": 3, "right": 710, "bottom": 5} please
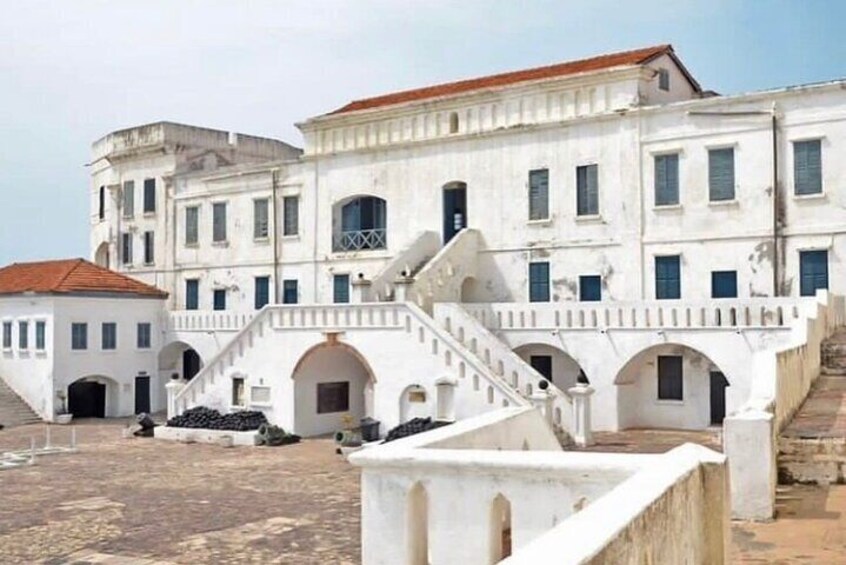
{"left": 636, "top": 109, "right": 646, "bottom": 300}
{"left": 771, "top": 104, "right": 780, "bottom": 297}
{"left": 312, "top": 153, "right": 320, "bottom": 302}
{"left": 271, "top": 168, "right": 280, "bottom": 303}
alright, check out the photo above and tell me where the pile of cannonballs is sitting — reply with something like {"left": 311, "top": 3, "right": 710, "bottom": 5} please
{"left": 166, "top": 406, "right": 267, "bottom": 431}
{"left": 383, "top": 417, "right": 451, "bottom": 443}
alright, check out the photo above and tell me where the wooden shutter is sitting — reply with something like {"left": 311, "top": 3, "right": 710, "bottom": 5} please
{"left": 655, "top": 154, "right": 679, "bottom": 206}
{"left": 529, "top": 169, "right": 549, "bottom": 220}
{"left": 658, "top": 356, "right": 683, "bottom": 400}
{"left": 709, "top": 149, "right": 735, "bottom": 201}
{"left": 800, "top": 250, "right": 828, "bottom": 296}
{"left": 794, "top": 140, "right": 822, "bottom": 195}
{"left": 577, "top": 165, "right": 598, "bottom": 215}
{"left": 655, "top": 256, "right": 680, "bottom": 299}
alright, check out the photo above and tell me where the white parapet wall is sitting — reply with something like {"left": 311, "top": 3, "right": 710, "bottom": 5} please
{"left": 349, "top": 407, "right": 728, "bottom": 565}
{"left": 153, "top": 426, "right": 258, "bottom": 446}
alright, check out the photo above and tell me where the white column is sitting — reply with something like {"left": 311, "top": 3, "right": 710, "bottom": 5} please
{"left": 165, "top": 378, "right": 187, "bottom": 420}
{"left": 568, "top": 382, "right": 595, "bottom": 447}
{"left": 393, "top": 277, "right": 414, "bottom": 303}
{"left": 724, "top": 408, "right": 775, "bottom": 520}
{"left": 351, "top": 277, "right": 372, "bottom": 303}
{"left": 530, "top": 389, "right": 553, "bottom": 426}
{"left": 435, "top": 376, "right": 458, "bottom": 422}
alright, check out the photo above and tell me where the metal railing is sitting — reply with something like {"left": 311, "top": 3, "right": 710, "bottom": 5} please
{"left": 333, "top": 228, "right": 387, "bottom": 251}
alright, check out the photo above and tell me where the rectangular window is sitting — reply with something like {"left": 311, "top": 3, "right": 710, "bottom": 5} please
{"left": 143, "top": 178, "right": 156, "bottom": 213}
{"left": 18, "top": 321, "right": 28, "bottom": 350}
{"left": 654, "top": 153, "right": 679, "bottom": 206}
{"left": 143, "top": 231, "right": 154, "bottom": 264}
{"left": 655, "top": 256, "right": 681, "bottom": 300}
{"left": 255, "top": 276, "right": 270, "bottom": 309}
{"left": 98, "top": 186, "right": 106, "bottom": 221}
{"left": 232, "top": 377, "right": 246, "bottom": 407}
{"left": 333, "top": 274, "right": 350, "bottom": 304}
{"left": 137, "top": 323, "right": 151, "bottom": 349}
{"left": 123, "top": 180, "right": 134, "bottom": 218}
{"left": 185, "top": 279, "right": 199, "bottom": 310}
{"left": 71, "top": 323, "right": 87, "bottom": 350}
{"left": 579, "top": 275, "right": 602, "bottom": 302}
{"left": 35, "top": 321, "right": 45, "bottom": 350}
{"left": 528, "top": 169, "right": 549, "bottom": 220}
{"left": 213, "top": 289, "right": 227, "bottom": 311}
{"left": 711, "top": 271, "right": 738, "bottom": 299}
{"left": 283, "top": 196, "right": 299, "bottom": 236}
{"left": 658, "top": 355, "right": 683, "bottom": 401}
{"left": 800, "top": 250, "right": 829, "bottom": 297}
{"left": 212, "top": 202, "right": 227, "bottom": 242}
{"left": 283, "top": 279, "right": 298, "bottom": 304}
{"left": 576, "top": 164, "right": 599, "bottom": 216}
{"left": 254, "top": 198, "right": 269, "bottom": 239}
{"left": 529, "top": 262, "right": 550, "bottom": 303}
{"left": 2, "top": 321, "right": 11, "bottom": 348}
{"left": 185, "top": 206, "right": 199, "bottom": 246}
{"left": 102, "top": 322, "right": 117, "bottom": 350}
{"left": 708, "top": 148, "right": 735, "bottom": 201}
{"left": 121, "top": 233, "right": 133, "bottom": 265}
{"left": 317, "top": 381, "right": 350, "bottom": 414}
{"left": 658, "top": 68, "right": 670, "bottom": 91}
{"left": 794, "top": 139, "right": 822, "bottom": 195}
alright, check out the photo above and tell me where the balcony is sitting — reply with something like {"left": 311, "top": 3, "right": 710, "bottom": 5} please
{"left": 333, "top": 228, "right": 387, "bottom": 252}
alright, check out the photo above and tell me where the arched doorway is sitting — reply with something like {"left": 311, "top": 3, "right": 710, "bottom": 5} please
{"left": 514, "top": 343, "right": 585, "bottom": 393}
{"left": 291, "top": 342, "right": 375, "bottom": 437}
{"left": 94, "top": 242, "right": 110, "bottom": 269}
{"left": 332, "top": 195, "right": 387, "bottom": 251}
{"left": 614, "top": 343, "right": 730, "bottom": 430}
{"left": 399, "top": 384, "right": 431, "bottom": 422}
{"left": 158, "top": 341, "right": 204, "bottom": 413}
{"left": 460, "top": 276, "right": 484, "bottom": 303}
{"left": 442, "top": 181, "right": 467, "bottom": 244}
{"left": 68, "top": 375, "right": 119, "bottom": 418}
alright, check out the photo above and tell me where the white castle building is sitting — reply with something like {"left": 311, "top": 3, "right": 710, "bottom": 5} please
{"left": 2, "top": 45, "right": 845, "bottom": 536}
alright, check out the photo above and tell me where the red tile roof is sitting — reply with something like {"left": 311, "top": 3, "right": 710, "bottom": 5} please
{"left": 0, "top": 259, "right": 168, "bottom": 299}
{"left": 329, "top": 44, "right": 691, "bottom": 115}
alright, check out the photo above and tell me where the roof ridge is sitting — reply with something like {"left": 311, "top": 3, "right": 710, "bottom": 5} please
{"left": 54, "top": 258, "right": 86, "bottom": 290}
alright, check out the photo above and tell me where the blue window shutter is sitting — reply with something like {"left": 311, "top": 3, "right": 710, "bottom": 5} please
{"left": 529, "top": 169, "right": 549, "bottom": 220}
{"left": 255, "top": 277, "right": 270, "bottom": 309}
{"left": 711, "top": 271, "right": 738, "bottom": 298}
{"left": 794, "top": 140, "right": 822, "bottom": 195}
{"left": 577, "top": 165, "right": 598, "bottom": 215}
{"left": 709, "top": 148, "right": 735, "bottom": 201}
{"left": 334, "top": 275, "right": 350, "bottom": 304}
{"left": 283, "top": 280, "right": 298, "bottom": 304}
{"left": 529, "top": 262, "right": 550, "bottom": 302}
{"left": 342, "top": 200, "right": 360, "bottom": 232}
{"left": 655, "top": 154, "right": 679, "bottom": 206}
{"left": 579, "top": 275, "right": 601, "bottom": 302}
{"left": 800, "top": 250, "right": 828, "bottom": 296}
{"left": 655, "top": 256, "right": 681, "bottom": 299}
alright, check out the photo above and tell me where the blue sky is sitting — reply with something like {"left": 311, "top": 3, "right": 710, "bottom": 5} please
{"left": 0, "top": 0, "right": 843, "bottom": 265}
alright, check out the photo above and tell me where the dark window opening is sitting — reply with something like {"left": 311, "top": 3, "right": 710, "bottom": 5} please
{"left": 658, "top": 355, "right": 683, "bottom": 401}
{"left": 579, "top": 275, "right": 602, "bottom": 302}
{"left": 317, "top": 381, "right": 350, "bottom": 414}
{"left": 529, "top": 262, "right": 550, "bottom": 303}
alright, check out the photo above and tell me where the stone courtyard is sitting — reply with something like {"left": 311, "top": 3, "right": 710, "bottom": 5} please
{"left": 0, "top": 420, "right": 844, "bottom": 564}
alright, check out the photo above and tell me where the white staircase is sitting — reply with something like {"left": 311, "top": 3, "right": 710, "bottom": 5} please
{"left": 0, "top": 378, "right": 42, "bottom": 428}
{"left": 369, "top": 231, "right": 440, "bottom": 302}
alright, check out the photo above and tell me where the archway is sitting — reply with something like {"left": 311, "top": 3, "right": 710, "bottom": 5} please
{"left": 399, "top": 384, "right": 432, "bottom": 422}
{"left": 460, "top": 276, "right": 484, "bottom": 303}
{"left": 158, "top": 341, "right": 204, "bottom": 413}
{"left": 614, "top": 343, "right": 730, "bottom": 431}
{"left": 291, "top": 342, "right": 375, "bottom": 437}
{"left": 94, "top": 242, "right": 110, "bottom": 269}
{"left": 489, "top": 493, "right": 512, "bottom": 562}
{"left": 68, "top": 375, "right": 119, "bottom": 418}
{"left": 332, "top": 194, "right": 387, "bottom": 251}
{"left": 514, "top": 343, "right": 585, "bottom": 393}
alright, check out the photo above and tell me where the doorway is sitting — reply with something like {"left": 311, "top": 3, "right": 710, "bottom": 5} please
{"left": 135, "top": 376, "right": 151, "bottom": 414}
{"left": 183, "top": 349, "right": 201, "bottom": 380}
{"left": 709, "top": 371, "right": 729, "bottom": 425}
{"left": 442, "top": 183, "right": 467, "bottom": 244}
{"left": 69, "top": 381, "right": 106, "bottom": 418}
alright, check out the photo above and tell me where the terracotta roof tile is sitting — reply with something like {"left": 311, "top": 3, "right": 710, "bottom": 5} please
{"left": 0, "top": 259, "right": 168, "bottom": 298}
{"left": 329, "top": 44, "right": 680, "bottom": 115}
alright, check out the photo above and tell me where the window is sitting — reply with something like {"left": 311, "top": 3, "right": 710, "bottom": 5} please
{"left": 711, "top": 271, "right": 738, "bottom": 299}
{"left": 212, "top": 202, "right": 227, "bottom": 242}
{"left": 213, "top": 289, "right": 227, "bottom": 311}
{"left": 2, "top": 321, "right": 11, "bottom": 349}
{"left": 658, "top": 356, "right": 683, "bottom": 400}
{"left": 528, "top": 169, "right": 549, "bottom": 220}
{"left": 333, "top": 274, "right": 350, "bottom": 304}
{"left": 137, "top": 323, "right": 151, "bottom": 349}
{"left": 579, "top": 275, "right": 602, "bottom": 302}
{"left": 18, "top": 321, "right": 28, "bottom": 350}
{"left": 71, "top": 323, "right": 87, "bottom": 350}
{"left": 185, "top": 206, "right": 199, "bottom": 246}
{"left": 658, "top": 68, "right": 670, "bottom": 91}
{"left": 794, "top": 139, "right": 822, "bottom": 195}
{"left": 98, "top": 186, "right": 106, "bottom": 220}
{"left": 576, "top": 164, "right": 599, "bottom": 216}
{"left": 121, "top": 233, "right": 133, "bottom": 265}
{"left": 654, "top": 153, "right": 679, "bottom": 206}
{"left": 102, "top": 322, "right": 117, "bottom": 350}
{"left": 255, "top": 276, "right": 270, "bottom": 309}
{"left": 232, "top": 377, "right": 246, "bottom": 407}
{"left": 122, "top": 181, "right": 134, "bottom": 218}
{"left": 800, "top": 250, "right": 828, "bottom": 297}
{"left": 185, "top": 279, "right": 199, "bottom": 310}
{"left": 708, "top": 148, "right": 735, "bottom": 201}
{"left": 143, "top": 178, "right": 156, "bottom": 213}
{"left": 449, "top": 112, "right": 459, "bottom": 134}
{"left": 337, "top": 196, "right": 387, "bottom": 251}
{"left": 35, "top": 321, "right": 45, "bottom": 350}
{"left": 529, "top": 355, "right": 552, "bottom": 380}
{"left": 317, "top": 381, "right": 350, "bottom": 414}
{"left": 283, "top": 196, "right": 299, "bottom": 236}
{"left": 655, "top": 256, "right": 681, "bottom": 299}
{"left": 528, "top": 262, "right": 550, "bottom": 303}
{"left": 143, "top": 231, "right": 154, "bottom": 264}
{"left": 283, "top": 279, "right": 298, "bottom": 304}
{"left": 254, "top": 198, "right": 270, "bottom": 239}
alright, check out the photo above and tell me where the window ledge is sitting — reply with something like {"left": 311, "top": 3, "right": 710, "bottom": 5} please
{"left": 212, "top": 241, "right": 230, "bottom": 248}
{"left": 575, "top": 214, "right": 603, "bottom": 224}
{"left": 527, "top": 218, "right": 553, "bottom": 226}
{"left": 708, "top": 199, "right": 739, "bottom": 208}
{"left": 253, "top": 237, "right": 270, "bottom": 244}
{"left": 793, "top": 191, "right": 826, "bottom": 201}
{"left": 143, "top": 262, "right": 155, "bottom": 267}
{"left": 123, "top": 215, "right": 134, "bottom": 221}
{"left": 35, "top": 350, "right": 47, "bottom": 357}
{"left": 655, "top": 399, "right": 684, "bottom": 406}
{"left": 249, "top": 402, "right": 272, "bottom": 409}
{"left": 654, "top": 203, "right": 682, "bottom": 211}
{"left": 229, "top": 404, "right": 247, "bottom": 411}
{"left": 143, "top": 212, "right": 156, "bottom": 218}
{"left": 185, "top": 242, "right": 199, "bottom": 249}
{"left": 281, "top": 234, "right": 300, "bottom": 241}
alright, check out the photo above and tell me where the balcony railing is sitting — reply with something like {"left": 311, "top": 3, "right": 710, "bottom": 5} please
{"left": 333, "top": 228, "right": 387, "bottom": 251}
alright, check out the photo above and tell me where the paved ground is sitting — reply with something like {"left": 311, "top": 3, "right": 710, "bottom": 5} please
{"left": 571, "top": 427, "right": 723, "bottom": 453}
{"left": 0, "top": 419, "right": 360, "bottom": 564}
{"left": 1, "top": 420, "right": 844, "bottom": 564}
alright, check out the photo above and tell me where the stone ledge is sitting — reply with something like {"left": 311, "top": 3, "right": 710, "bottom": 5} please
{"left": 153, "top": 426, "right": 258, "bottom": 446}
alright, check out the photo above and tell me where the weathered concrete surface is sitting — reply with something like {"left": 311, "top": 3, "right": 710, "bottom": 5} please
{"left": 0, "top": 419, "right": 360, "bottom": 564}
{"left": 570, "top": 428, "right": 722, "bottom": 454}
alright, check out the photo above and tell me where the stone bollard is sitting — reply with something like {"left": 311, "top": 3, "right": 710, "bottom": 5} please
{"left": 165, "top": 378, "right": 187, "bottom": 420}
{"left": 435, "top": 376, "right": 458, "bottom": 422}
{"left": 351, "top": 276, "right": 372, "bottom": 303}
{"left": 568, "top": 382, "right": 595, "bottom": 447}
{"left": 530, "top": 386, "right": 554, "bottom": 427}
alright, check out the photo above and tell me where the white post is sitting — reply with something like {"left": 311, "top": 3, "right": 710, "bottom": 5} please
{"left": 530, "top": 389, "right": 553, "bottom": 426}
{"left": 165, "top": 378, "right": 187, "bottom": 420}
{"left": 435, "top": 376, "right": 458, "bottom": 421}
{"left": 724, "top": 408, "right": 775, "bottom": 520}
{"left": 568, "top": 382, "right": 595, "bottom": 447}
{"left": 351, "top": 277, "right": 372, "bottom": 303}
{"left": 393, "top": 277, "right": 414, "bottom": 303}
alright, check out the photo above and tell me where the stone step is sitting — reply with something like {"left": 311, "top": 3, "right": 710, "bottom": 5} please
{"left": 0, "top": 378, "right": 42, "bottom": 428}
{"left": 778, "top": 437, "right": 846, "bottom": 485}
{"left": 821, "top": 329, "right": 846, "bottom": 373}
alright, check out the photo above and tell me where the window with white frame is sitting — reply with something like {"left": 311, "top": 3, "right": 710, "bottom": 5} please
{"left": 212, "top": 202, "right": 227, "bottom": 242}
{"left": 35, "top": 320, "right": 46, "bottom": 351}
{"left": 2, "top": 321, "right": 11, "bottom": 349}
{"left": 122, "top": 180, "right": 134, "bottom": 218}
{"left": 102, "top": 322, "right": 117, "bottom": 350}
{"left": 121, "top": 233, "right": 133, "bottom": 265}
{"left": 18, "top": 320, "right": 28, "bottom": 350}
{"left": 137, "top": 322, "right": 151, "bottom": 349}
{"left": 185, "top": 206, "right": 199, "bottom": 246}
{"left": 71, "top": 323, "right": 87, "bottom": 350}
{"left": 254, "top": 198, "right": 270, "bottom": 239}
{"left": 283, "top": 196, "right": 299, "bottom": 236}
{"left": 143, "top": 231, "right": 154, "bottom": 264}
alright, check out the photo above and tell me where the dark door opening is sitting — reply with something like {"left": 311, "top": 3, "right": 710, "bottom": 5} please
{"left": 442, "top": 184, "right": 467, "bottom": 244}
{"left": 135, "top": 376, "right": 151, "bottom": 414}
{"left": 710, "top": 371, "right": 729, "bottom": 425}
{"left": 530, "top": 355, "right": 553, "bottom": 381}
{"left": 68, "top": 381, "right": 106, "bottom": 418}
{"left": 183, "top": 349, "right": 201, "bottom": 381}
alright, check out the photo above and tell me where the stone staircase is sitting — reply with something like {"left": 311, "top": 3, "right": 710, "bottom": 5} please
{"left": 778, "top": 328, "right": 846, "bottom": 485}
{"left": 0, "top": 378, "right": 42, "bottom": 429}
